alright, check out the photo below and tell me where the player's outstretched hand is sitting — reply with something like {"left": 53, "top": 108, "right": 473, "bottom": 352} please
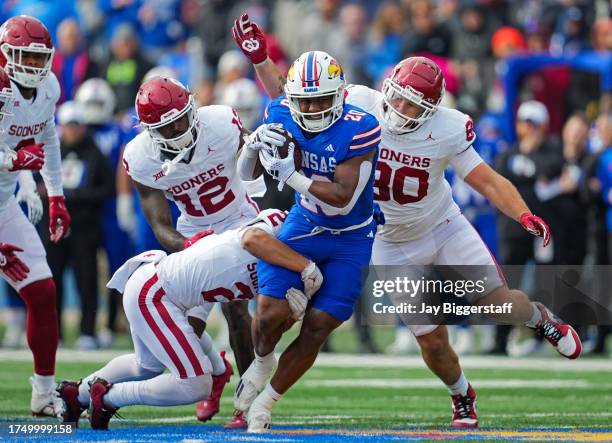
{"left": 232, "top": 13, "right": 268, "bottom": 66}
{"left": 301, "top": 261, "right": 323, "bottom": 298}
{"left": 6, "top": 143, "right": 45, "bottom": 171}
{"left": 0, "top": 242, "right": 30, "bottom": 282}
{"left": 286, "top": 287, "right": 309, "bottom": 321}
{"left": 49, "top": 196, "right": 71, "bottom": 243}
{"left": 520, "top": 212, "right": 551, "bottom": 247}
{"left": 183, "top": 229, "right": 214, "bottom": 249}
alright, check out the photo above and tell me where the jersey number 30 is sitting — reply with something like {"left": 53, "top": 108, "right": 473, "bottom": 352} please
{"left": 374, "top": 161, "right": 429, "bottom": 204}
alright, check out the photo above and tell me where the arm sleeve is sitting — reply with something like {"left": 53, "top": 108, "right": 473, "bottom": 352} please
{"left": 39, "top": 116, "right": 64, "bottom": 197}
{"left": 449, "top": 147, "right": 484, "bottom": 180}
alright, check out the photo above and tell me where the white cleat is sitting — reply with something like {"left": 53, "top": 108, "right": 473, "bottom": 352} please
{"left": 247, "top": 400, "right": 272, "bottom": 433}
{"left": 30, "top": 377, "right": 61, "bottom": 417}
{"left": 234, "top": 356, "right": 277, "bottom": 412}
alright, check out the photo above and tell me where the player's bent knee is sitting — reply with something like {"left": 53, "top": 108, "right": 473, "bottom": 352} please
{"left": 416, "top": 327, "right": 450, "bottom": 357}
{"left": 178, "top": 374, "right": 213, "bottom": 404}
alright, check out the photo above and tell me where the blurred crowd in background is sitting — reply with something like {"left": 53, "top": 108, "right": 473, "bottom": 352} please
{"left": 0, "top": 0, "right": 611, "bottom": 357}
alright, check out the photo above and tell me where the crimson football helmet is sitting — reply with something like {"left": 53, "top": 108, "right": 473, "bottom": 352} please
{"left": 0, "top": 16, "right": 54, "bottom": 88}
{"left": 381, "top": 56, "right": 445, "bottom": 134}
{"left": 135, "top": 76, "right": 200, "bottom": 155}
{"left": 0, "top": 68, "right": 13, "bottom": 123}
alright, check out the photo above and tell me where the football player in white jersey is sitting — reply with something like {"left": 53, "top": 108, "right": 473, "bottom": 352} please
{"left": 56, "top": 209, "right": 322, "bottom": 430}
{"left": 232, "top": 14, "right": 583, "bottom": 429}
{"left": 121, "top": 76, "right": 287, "bottom": 425}
{"left": 0, "top": 16, "right": 71, "bottom": 417}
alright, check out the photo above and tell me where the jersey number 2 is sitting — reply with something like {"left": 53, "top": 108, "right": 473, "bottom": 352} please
{"left": 201, "top": 282, "right": 254, "bottom": 302}
{"left": 174, "top": 176, "right": 236, "bottom": 217}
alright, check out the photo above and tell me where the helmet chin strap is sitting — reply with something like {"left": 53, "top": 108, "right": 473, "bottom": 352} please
{"left": 161, "top": 146, "right": 191, "bottom": 176}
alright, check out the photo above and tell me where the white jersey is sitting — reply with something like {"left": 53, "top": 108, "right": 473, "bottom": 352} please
{"left": 0, "top": 74, "right": 63, "bottom": 212}
{"left": 123, "top": 105, "right": 255, "bottom": 228}
{"left": 346, "top": 85, "right": 483, "bottom": 242}
{"left": 155, "top": 209, "right": 286, "bottom": 310}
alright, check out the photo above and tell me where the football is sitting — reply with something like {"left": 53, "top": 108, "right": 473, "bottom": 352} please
{"left": 267, "top": 125, "right": 302, "bottom": 171}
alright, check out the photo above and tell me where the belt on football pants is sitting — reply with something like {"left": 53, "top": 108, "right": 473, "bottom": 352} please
{"left": 288, "top": 215, "right": 373, "bottom": 241}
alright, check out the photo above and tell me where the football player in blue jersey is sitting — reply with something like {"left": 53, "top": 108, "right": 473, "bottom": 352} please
{"left": 236, "top": 49, "right": 381, "bottom": 432}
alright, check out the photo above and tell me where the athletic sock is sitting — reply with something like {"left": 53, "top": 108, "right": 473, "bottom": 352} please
{"left": 447, "top": 372, "right": 469, "bottom": 396}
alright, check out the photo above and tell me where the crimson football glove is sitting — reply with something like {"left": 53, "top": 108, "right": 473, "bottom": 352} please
{"left": 0, "top": 242, "right": 29, "bottom": 282}
{"left": 49, "top": 196, "right": 71, "bottom": 243}
{"left": 520, "top": 212, "right": 551, "bottom": 247}
{"left": 183, "top": 229, "right": 214, "bottom": 249}
{"left": 8, "top": 142, "right": 45, "bottom": 171}
{"left": 232, "top": 13, "right": 268, "bottom": 65}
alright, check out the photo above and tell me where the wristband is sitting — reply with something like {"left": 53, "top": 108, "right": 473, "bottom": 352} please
{"left": 285, "top": 172, "right": 313, "bottom": 194}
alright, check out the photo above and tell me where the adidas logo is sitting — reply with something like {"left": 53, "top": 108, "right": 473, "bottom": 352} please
{"left": 367, "top": 231, "right": 374, "bottom": 238}
{"left": 325, "top": 144, "right": 334, "bottom": 152}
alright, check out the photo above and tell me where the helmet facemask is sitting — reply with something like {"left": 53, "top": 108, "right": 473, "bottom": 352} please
{"left": 1, "top": 44, "right": 53, "bottom": 88}
{"left": 286, "top": 88, "right": 344, "bottom": 133}
{"left": 142, "top": 95, "right": 200, "bottom": 156}
{"left": 381, "top": 77, "right": 442, "bottom": 134}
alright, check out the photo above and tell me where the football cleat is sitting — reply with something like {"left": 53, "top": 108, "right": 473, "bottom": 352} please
{"left": 234, "top": 354, "right": 277, "bottom": 412}
{"left": 451, "top": 384, "right": 478, "bottom": 428}
{"left": 89, "top": 378, "right": 118, "bottom": 430}
{"left": 195, "top": 351, "right": 233, "bottom": 422}
{"left": 531, "top": 302, "right": 582, "bottom": 359}
{"left": 30, "top": 376, "right": 61, "bottom": 417}
{"left": 56, "top": 380, "right": 86, "bottom": 426}
{"left": 247, "top": 399, "right": 272, "bottom": 433}
{"left": 224, "top": 410, "right": 248, "bottom": 429}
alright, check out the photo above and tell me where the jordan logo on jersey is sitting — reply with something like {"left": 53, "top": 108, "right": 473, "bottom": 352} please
{"left": 427, "top": 132, "right": 435, "bottom": 141}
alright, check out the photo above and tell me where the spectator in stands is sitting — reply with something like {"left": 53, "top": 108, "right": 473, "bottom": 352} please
{"left": 402, "top": 0, "right": 453, "bottom": 58}
{"left": 52, "top": 18, "right": 100, "bottom": 104}
{"left": 97, "top": 0, "right": 139, "bottom": 43}
{"left": 327, "top": 3, "right": 371, "bottom": 87}
{"left": 550, "top": 6, "right": 591, "bottom": 56}
{"left": 365, "top": 2, "right": 406, "bottom": 85}
{"left": 136, "top": 0, "right": 191, "bottom": 61}
{"left": 542, "top": 112, "right": 590, "bottom": 265}
{"left": 214, "top": 50, "right": 249, "bottom": 101}
{"left": 493, "top": 100, "right": 563, "bottom": 355}
{"left": 451, "top": 3, "right": 498, "bottom": 115}
{"left": 596, "top": 113, "right": 612, "bottom": 260}
{"left": 103, "top": 23, "right": 153, "bottom": 114}
{"left": 42, "top": 101, "right": 114, "bottom": 350}
{"left": 295, "top": 0, "right": 342, "bottom": 57}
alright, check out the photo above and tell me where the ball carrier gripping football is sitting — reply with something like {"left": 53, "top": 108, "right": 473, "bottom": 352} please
{"left": 233, "top": 12, "right": 582, "bottom": 431}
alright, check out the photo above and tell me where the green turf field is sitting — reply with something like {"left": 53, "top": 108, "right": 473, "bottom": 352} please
{"left": 1, "top": 353, "right": 611, "bottom": 430}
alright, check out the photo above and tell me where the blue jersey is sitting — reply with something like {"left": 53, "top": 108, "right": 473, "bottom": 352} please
{"left": 264, "top": 97, "right": 380, "bottom": 229}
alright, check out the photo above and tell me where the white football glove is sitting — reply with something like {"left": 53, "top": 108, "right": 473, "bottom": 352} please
{"left": 245, "top": 123, "right": 287, "bottom": 154}
{"left": 286, "top": 287, "right": 309, "bottom": 321}
{"left": 259, "top": 142, "right": 296, "bottom": 191}
{"left": 301, "top": 261, "right": 323, "bottom": 298}
{"left": 16, "top": 172, "right": 43, "bottom": 224}
{"left": 116, "top": 193, "right": 137, "bottom": 240}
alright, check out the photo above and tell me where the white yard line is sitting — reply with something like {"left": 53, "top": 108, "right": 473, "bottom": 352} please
{"left": 303, "top": 378, "right": 610, "bottom": 389}
{"left": 1, "top": 349, "right": 611, "bottom": 371}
